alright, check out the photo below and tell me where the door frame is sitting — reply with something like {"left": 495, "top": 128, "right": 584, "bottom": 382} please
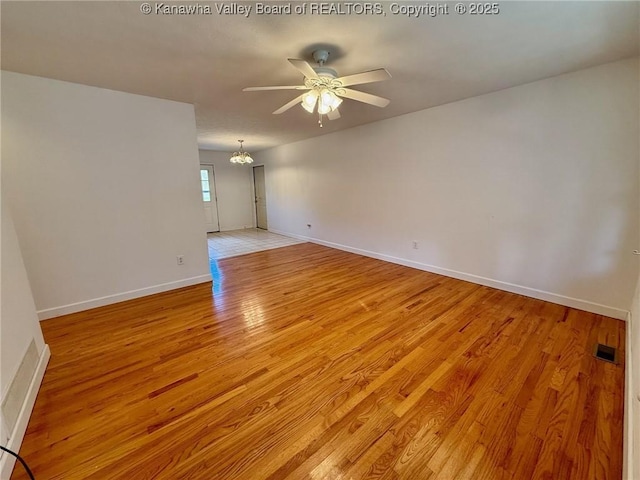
{"left": 200, "top": 164, "right": 221, "bottom": 233}
{"left": 252, "top": 164, "right": 267, "bottom": 230}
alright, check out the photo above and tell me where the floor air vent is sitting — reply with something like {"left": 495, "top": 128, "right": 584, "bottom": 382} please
{"left": 593, "top": 343, "right": 617, "bottom": 364}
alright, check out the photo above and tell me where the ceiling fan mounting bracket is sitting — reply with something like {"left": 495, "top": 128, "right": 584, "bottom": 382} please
{"left": 312, "top": 49, "right": 330, "bottom": 66}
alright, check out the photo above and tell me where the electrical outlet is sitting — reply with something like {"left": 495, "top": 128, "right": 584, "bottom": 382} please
{"left": 412, "top": 241, "right": 418, "bottom": 250}
{"left": 177, "top": 255, "right": 184, "bottom": 265}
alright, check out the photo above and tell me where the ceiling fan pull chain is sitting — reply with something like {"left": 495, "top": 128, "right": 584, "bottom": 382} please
{"left": 318, "top": 111, "right": 323, "bottom": 127}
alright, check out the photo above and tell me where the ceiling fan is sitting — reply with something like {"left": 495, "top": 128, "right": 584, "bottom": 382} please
{"left": 243, "top": 49, "right": 391, "bottom": 127}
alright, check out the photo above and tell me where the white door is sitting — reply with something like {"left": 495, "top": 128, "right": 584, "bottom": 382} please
{"left": 253, "top": 165, "right": 267, "bottom": 230}
{"left": 200, "top": 166, "right": 220, "bottom": 233}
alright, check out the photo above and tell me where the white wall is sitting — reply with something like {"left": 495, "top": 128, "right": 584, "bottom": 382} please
{"left": 199, "top": 150, "right": 255, "bottom": 231}
{"left": 260, "top": 58, "right": 639, "bottom": 319}
{"left": 2, "top": 72, "right": 211, "bottom": 319}
{"left": 1, "top": 192, "right": 49, "bottom": 477}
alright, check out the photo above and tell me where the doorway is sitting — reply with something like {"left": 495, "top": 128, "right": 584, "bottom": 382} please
{"left": 253, "top": 165, "right": 267, "bottom": 230}
{"left": 200, "top": 165, "right": 220, "bottom": 233}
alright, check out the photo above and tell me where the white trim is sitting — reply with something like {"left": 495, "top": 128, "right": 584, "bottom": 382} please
{"left": 36, "top": 274, "right": 212, "bottom": 321}
{"left": 270, "top": 229, "right": 628, "bottom": 321}
{"left": 0, "top": 345, "right": 50, "bottom": 480}
{"left": 624, "top": 310, "right": 633, "bottom": 480}
{"left": 220, "top": 225, "right": 254, "bottom": 232}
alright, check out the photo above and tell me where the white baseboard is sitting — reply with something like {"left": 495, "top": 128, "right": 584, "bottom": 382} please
{"left": 36, "top": 274, "right": 212, "bottom": 321}
{"left": 0, "top": 344, "right": 50, "bottom": 480}
{"left": 270, "top": 229, "right": 628, "bottom": 320}
{"left": 220, "top": 225, "right": 254, "bottom": 232}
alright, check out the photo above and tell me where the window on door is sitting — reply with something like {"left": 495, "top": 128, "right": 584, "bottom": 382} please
{"left": 201, "top": 169, "right": 211, "bottom": 202}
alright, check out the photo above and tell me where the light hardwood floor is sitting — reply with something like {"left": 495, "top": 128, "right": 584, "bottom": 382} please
{"left": 12, "top": 243, "right": 625, "bottom": 479}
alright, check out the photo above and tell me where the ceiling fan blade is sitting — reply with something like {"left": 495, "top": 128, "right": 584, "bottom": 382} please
{"left": 338, "top": 88, "right": 390, "bottom": 108}
{"left": 243, "top": 86, "right": 307, "bottom": 91}
{"left": 337, "top": 68, "right": 392, "bottom": 87}
{"left": 273, "top": 94, "right": 304, "bottom": 115}
{"left": 288, "top": 58, "right": 319, "bottom": 80}
{"left": 327, "top": 109, "right": 341, "bottom": 120}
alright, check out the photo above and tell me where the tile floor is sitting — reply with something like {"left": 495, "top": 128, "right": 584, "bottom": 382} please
{"left": 207, "top": 228, "right": 305, "bottom": 260}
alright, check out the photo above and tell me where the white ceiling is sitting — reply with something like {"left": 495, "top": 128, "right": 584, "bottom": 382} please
{"left": 2, "top": 1, "right": 638, "bottom": 152}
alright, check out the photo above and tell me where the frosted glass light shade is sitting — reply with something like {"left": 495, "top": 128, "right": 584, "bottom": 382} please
{"left": 301, "top": 88, "right": 341, "bottom": 115}
{"left": 318, "top": 89, "right": 342, "bottom": 114}
{"left": 302, "top": 90, "right": 318, "bottom": 113}
{"left": 230, "top": 152, "right": 253, "bottom": 164}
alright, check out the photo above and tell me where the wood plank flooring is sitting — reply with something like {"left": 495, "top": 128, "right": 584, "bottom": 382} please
{"left": 12, "top": 243, "right": 625, "bottom": 479}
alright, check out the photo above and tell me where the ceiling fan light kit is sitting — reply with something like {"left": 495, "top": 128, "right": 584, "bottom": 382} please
{"left": 230, "top": 140, "right": 253, "bottom": 164}
{"left": 301, "top": 88, "right": 343, "bottom": 116}
{"left": 243, "top": 48, "right": 391, "bottom": 127}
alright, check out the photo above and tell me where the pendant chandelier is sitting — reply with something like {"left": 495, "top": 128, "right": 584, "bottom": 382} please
{"left": 230, "top": 140, "right": 253, "bottom": 164}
